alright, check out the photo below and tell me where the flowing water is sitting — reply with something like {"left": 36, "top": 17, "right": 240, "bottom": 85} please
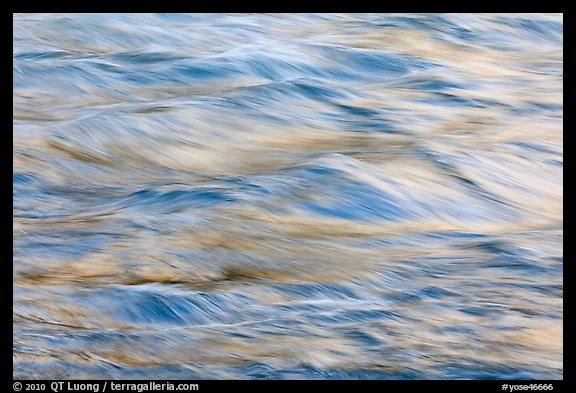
{"left": 13, "top": 13, "right": 563, "bottom": 379}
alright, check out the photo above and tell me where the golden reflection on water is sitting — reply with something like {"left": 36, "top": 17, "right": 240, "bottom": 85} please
{"left": 14, "top": 13, "right": 562, "bottom": 379}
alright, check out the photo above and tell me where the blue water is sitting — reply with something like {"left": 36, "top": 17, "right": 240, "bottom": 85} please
{"left": 13, "top": 13, "right": 563, "bottom": 379}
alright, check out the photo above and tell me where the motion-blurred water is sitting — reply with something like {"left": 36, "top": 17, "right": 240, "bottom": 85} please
{"left": 13, "top": 13, "right": 563, "bottom": 379}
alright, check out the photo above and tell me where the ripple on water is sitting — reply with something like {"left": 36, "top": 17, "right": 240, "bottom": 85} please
{"left": 13, "top": 13, "right": 562, "bottom": 379}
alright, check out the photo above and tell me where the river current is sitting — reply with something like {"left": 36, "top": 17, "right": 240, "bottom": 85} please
{"left": 13, "top": 13, "right": 563, "bottom": 379}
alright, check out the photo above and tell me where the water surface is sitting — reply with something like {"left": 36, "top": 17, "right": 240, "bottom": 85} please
{"left": 13, "top": 13, "right": 563, "bottom": 379}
